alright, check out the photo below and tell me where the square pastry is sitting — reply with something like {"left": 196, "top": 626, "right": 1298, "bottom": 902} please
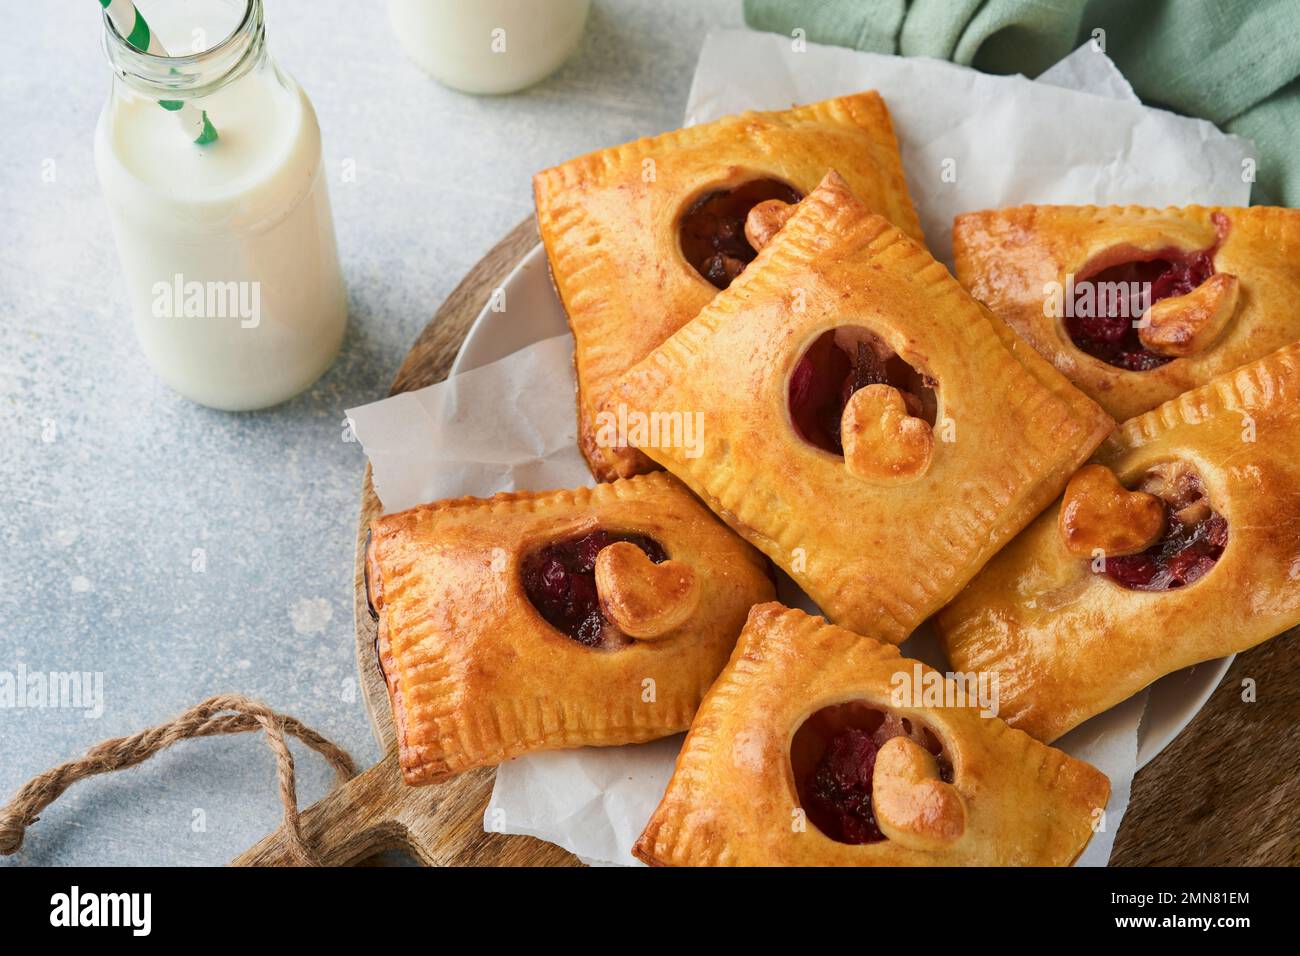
{"left": 615, "top": 171, "right": 1114, "bottom": 643}
{"left": 634, "top": 603, "right": 1110, "bottom": 866}
{"left": 953, "top": 204, "right": 1300, "bottom": 421}
{"left": 365, "top": 472, "right": 775, "bottom": 785}
{"left": 534, "top": 91, "right": 923, "bottom": 482}
{"left": 938, "top": 342, "right": 1300, "bottom": 743}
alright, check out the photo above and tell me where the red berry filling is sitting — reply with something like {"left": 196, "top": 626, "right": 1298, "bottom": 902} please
{"left": 679, "top": 178, "right": 802, "bottom": 289}
{"left": 806, "top": 728, "right": 886, "bottom": 844}
{"left": 521, "top": 530, "right": 667, "bottom": 648}
{"left": 791, "top": 703, "right": 951, "bottom": 846}
{"left": 1066, "top": 215, "right": 1229, "bottom": 371}
{"left": 1103, "top": 462, "right": 1228, "bottom": 591}
{"left": 788, "top": 328, "right": 937, "bottom": 454}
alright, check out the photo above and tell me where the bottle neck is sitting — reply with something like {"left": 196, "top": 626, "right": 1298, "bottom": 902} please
{"left": 102, "top": 0, "right": 267, "bottom": 102}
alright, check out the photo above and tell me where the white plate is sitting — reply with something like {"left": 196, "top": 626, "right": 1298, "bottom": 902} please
{"left": 450, "top": 242, "right": 1232, "bottom": 768}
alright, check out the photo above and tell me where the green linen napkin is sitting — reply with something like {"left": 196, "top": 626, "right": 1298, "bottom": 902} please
{"left": 744, "top": 0, "right": 1300, "bottom": 206}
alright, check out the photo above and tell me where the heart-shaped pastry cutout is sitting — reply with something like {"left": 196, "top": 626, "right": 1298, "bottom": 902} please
{"left": 841, "top": 384, "right": 934, "bottom": 481}
{"left": 1139, "top": 272, "right": 1239, "bottom": 358}
{"left": 744, "top": 198, "right": 796, "bottom": 252}
{"left": 1059, "top": 463, "right": 1166, "bottom": 558}
{"left": 594, "top": 541, "right": 699, "bottom": 640}
{"left": 871, "top": 736, "right": 966, "bottom": 851}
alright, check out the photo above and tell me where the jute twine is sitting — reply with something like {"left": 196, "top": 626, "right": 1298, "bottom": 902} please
{"left": 0, "top": 694, "right": 355, "bottom": 865}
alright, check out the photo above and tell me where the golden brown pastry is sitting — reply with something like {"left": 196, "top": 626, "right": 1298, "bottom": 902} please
{"left": 614, "top": 171, "right": 1114, "bottom": 644}
{"left": 953, "top": 204, "right": 1300, "bottom": 421}
{"left": 365, "top": 472, "right": 775, "bottom": 785}
{"left": 534, "top": 91, "right": 923, "bottom": 482}
{"left": 634, "top": 603, "right": 1110, "bottom": 866}
{"left": 938, "top": 342, "right": 1300, "bottom": 743}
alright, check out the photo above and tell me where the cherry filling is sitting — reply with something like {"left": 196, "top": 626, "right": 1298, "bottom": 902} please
{"left": 679, "top": 178, "right": 803, "bottom": 289}
{"left": 788, "top": 328, "right": 937, "bottom": 454}
{"left": 1066, "top": 215, "right": 1229, "bottom": 371}
{"left": 1104, "top": 462, "right": 1228, "bottom": 591}
{"left": 520, "top": 530, "right": 668, "bottom": 649}
{"left": 791, "top": 702, "right": 951, "bottom": 846}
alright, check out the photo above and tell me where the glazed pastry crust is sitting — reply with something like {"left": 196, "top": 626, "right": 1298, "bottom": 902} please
{"left": 953, "top": 204, "right": 1300, "bottom": 421}
{"left": 937, "top": 343, "right": 1300, "bottom": 743}
{"left": 615, "top": 172, "right": 1114, "bottom": 643}
{"left": 633, "top": 603, "right": 1110, "bottom": 867}
{"left": 535, "top": 91, "right": 923, "bottom": 482}
{"left": 366, "top": 472, "right": 775, "bottom": 785}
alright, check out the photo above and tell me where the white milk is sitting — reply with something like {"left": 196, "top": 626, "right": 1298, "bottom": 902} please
{"left": 95, "top": 0, "right": 346, "bottom": 410}
{"left": 388, "top": 0, "right": 590, "bottom": 94}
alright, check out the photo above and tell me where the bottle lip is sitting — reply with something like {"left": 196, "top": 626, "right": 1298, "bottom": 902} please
{"left": 102, "top": 0, "right": 264, "bottom": 99}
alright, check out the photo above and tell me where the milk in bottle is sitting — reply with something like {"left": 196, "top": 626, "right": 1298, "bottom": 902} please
{"left": 95, "top": 0, "right": 347, "bottom": 410}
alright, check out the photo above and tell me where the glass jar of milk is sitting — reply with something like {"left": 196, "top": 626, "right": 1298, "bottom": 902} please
{"left": 388, "top": 0, "right": 591, "bottom": 94}
{"left": 95, "top": 0, "right": 347, "bottom": 411}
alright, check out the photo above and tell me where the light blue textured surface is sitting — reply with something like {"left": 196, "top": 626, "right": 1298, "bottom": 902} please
{"left": 0, "top": 0, "right": 742, "bottom": 866}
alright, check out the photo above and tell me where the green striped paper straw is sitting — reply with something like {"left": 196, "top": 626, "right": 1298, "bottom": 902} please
{"left": 99, "top": 0, "right": 219, "bottom": 145}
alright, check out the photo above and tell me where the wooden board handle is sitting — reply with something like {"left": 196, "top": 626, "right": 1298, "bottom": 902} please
{"left": 232, "top": 751, "right": 413, "bottom": 867}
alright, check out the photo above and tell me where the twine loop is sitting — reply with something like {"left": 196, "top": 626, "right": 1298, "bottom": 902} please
{"left": 0, "top": 694, "right": 355, "bottom": 865}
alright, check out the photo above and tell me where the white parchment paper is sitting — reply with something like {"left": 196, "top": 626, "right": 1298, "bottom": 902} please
{"left": 347, "top": 31, "right": 1254, "bottom": 867}
{"left": 686, "top": 31, "right": 1254, "bottom": 266}
{"left": 348, "top": 335, "right": 586, "bottom": 509}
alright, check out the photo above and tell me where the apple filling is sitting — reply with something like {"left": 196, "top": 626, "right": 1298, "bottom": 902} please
{"left": 789, "top": 327, "right": 937, "bottom": 455}
{"left": 521, "top": 530, "right": 668, "bottom": 648}
{"left": 679, "top": 178, "right": 803, "bottom": 289}
{"left": 791, "top": 702, "right": 952, "bottom": 846}
{"left": 1103, "top": 461, "right": 1228, "bottom": 591}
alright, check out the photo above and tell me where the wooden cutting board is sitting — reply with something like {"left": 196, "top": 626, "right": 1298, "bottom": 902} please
{"left": 234, "top": 218, "right": 575, "bottom": 866}
{"left": 234, "top": 217, "right": 1299, "bottom": 867}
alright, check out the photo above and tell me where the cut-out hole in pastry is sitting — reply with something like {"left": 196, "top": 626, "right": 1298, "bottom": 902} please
{"left": 790, "top": 701, "right": 953, "bottom": 846}
{"left": 679, "top": 178, "right": 803, "bottom": 289}
{"left": 521, "top": 530, "right": 668, "bottom": 649}
{"left": 1065, "top": 215, "right": 1231, "bottom": 371}
{"left": 788, "top": 327, "right": 938, "bottom": 459}
{"left": 1099, "top": 461, "right": 1228, "bottom": 591}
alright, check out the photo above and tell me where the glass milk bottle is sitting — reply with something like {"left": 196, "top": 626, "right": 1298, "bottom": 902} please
{"left": 95, "top": 0, "right": 347, "bottom": 410}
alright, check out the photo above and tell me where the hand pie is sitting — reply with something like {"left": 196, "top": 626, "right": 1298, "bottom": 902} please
{"left": 633, "top": 603, "right": 1110, "bottom": 866}
{"left": 365, "top": 472, "right": 775, "bottom": 785}
{"left": 615, "top": 171, "right": 1114, "bottom": 643}
{"left": 953, "top": 204, "right": 1300, "bottom": 421}
{"left": 937, "top": 343, "right": 1300, "bottom": 743}
{"left": 534, "top": 91, "right": 923, "bottom": 482}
